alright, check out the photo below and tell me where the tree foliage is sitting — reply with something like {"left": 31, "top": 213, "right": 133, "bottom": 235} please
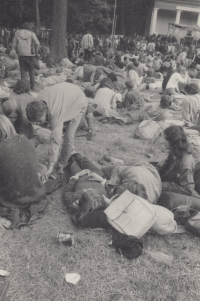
{"left": 67, "top": 0, "right": 113, "bottom": 34}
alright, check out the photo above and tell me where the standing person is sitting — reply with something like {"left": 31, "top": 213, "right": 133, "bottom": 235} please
{"left": 13, "top": 22, "right": 40, "bottom": 91}
{"left": 81, "top": 30, "right": 93, "bottom": 61}
{"left": 147, "top": 39, "right": 155, "bottom": 52}
{"left": 26, "top": 83, "right": 88, "bottom": 180}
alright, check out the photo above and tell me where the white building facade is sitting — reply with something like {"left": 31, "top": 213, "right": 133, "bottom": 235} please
{"left": 149, "top": 0, "right": 200, "bottom": 41}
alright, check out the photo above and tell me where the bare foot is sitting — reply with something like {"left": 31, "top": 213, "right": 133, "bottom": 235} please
{"left": 0, "top": 218, "right": 11, "bottom": 229}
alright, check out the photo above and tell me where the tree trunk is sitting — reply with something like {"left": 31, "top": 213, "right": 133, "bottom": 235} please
{"left": 35, "top": 0, "right": 40, "bottom": 36}
{"left": 48, "top": 0, "right": 68, "bottom": 64}
{"left": 121, "top": 0, "right": 125, "bottom": 35}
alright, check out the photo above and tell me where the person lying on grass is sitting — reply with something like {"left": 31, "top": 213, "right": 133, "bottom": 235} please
{"left": 62, "top": 153, "right": 147, "bottom": 229}
{"left": 0, "top": 115, "right": 47, "bottom": 229}
{"left": 98, "top": 156, "right": 162, "bottom": 204}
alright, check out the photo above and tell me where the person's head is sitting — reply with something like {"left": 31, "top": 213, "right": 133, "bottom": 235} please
{"left": 26, "top": 101, "right": 48, "bottom": 126}
{"left": 125, "top": 80, "right": 135, "bottom": 90}
{"left": 184, "top": 46, "right": 189, "bottom": 53}
{"left": 21, "top": 22, "right": 32, "bottom": 31}
{"left": 133, "top": 61, "right": 139, "bottom": 68}
{"left": 184, "top": 82, "right": 199, "bottom": 95}
{"left": 188, "top": 69, "right": 197, "bottom": 79}
{"left": 107, "top": 72, "right": 117, "bottom": 82}
{"left": 146, "top": 69, "right": 154, "bottom": 77}
{"left": 160, "top": 95, "right": 172, "bottom": 108}
{"left": 126, "top": 63, "right": 135, "bottom": 71}
{"left": 0, "top": 115, "right": 17, "bottom": 142}
{"left": 84, "top": 86, "right": 95, "bottom": 98}
{"left": 164, "top": 126, "right": 190, "bottom": 157}
{"left": 1, "top": 99, "right": 23, "bottom": 126}
{"left": 78, "top": 189, "right": 107, "bottom": 220}
{"left": 177, "top": 65, "right": 186, "bottom": 75}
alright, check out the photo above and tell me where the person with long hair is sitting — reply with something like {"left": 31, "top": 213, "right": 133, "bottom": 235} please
{"left": 1, "top": 99, "right": 39, "bottom": 146}
{"left": 157, "top": 125, "right": 195, "bottom": 194}
{"left": 0, "top": 115, "right": 47, "bottom": 229}
{"left": 182, "top": 83, "right": 200, "bottom": 128}
{"left": 165, "top": 66, "right": 188, "bottom": 96}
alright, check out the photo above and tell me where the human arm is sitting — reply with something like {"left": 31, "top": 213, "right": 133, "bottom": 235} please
{"left": 13, "top": 32, "right": 17, "bottom": 53}
{"left": 87, "top": 172, "right": 106, "bottom": 186}
{"left": 32, "top": 33, "right": 40, "bottom": 52}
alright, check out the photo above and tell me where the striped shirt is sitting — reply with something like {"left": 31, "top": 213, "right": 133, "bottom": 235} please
{"left": 94, "top": 87, "right": 118, "bottom": 117}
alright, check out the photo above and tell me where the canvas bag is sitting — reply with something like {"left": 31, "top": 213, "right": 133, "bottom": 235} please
{"left": 136, "top": 120, "right": 162, "bottom": 140}
{"left": 104, "top": 190, "right": 158, "bottom": 239}
{"left": 150, "top": 205, "right": 177, "bottom": 235}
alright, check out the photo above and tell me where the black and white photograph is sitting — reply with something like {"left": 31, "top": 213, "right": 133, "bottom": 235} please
{"left": 0, "top": 0, "right": 200, "bottom": 300}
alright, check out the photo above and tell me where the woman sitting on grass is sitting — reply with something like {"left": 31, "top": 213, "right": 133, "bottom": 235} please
{"left": 157, "top": 126, "right": 196, "bottom": 196}
{"left": 143, "top": 94, "right": 180, "bottom": 122}
{"left": 165, "top": 66, "right": 188, "bottom": 96}
{"left": 182, "top": 83, "right": 200, "bottom": 129}
{"left": 0, "top": 115, "right": 47, "bottom": 229}
{"left": 157, "top": 125, "right": 200, "bottom": 211}
{"left": 1, "top": 99, "right": 39, "bottom": 147}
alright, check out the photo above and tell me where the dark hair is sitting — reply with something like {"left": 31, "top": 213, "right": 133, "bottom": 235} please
{"left": 26, "top": 101, "right": 48, "bottom": 122}
{"left": 164, "top": 125, "right": 190, "bottom": 158}
{"left": 78, "top": 189, "right": 107, "bottom": 220}
{"left": 84, "top": 86, "right": 95, "bottom": 98}
{"left": 66, "top": 79, "right": 74, "bottom": 83}
{"left": 147, "top": 69, "right": 154, "bottom": 77}
{"left": 107, "top": 72, "right": 117, "bottom": 82}
{"left": 160, "top": 95, "right": 172, "bottom": 108}
{"left": 22, "top": 22, "right": 32, "bottom": 31}
{"left": 184, "top": 82, "right": 199, "bottom": 95}
{"left": 133, "top": 61, "right": 139, "bottom": 67}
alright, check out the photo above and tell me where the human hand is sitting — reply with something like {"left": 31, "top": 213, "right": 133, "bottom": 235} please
{"left": 75, "top": 169, "right": 91, "bottom": 178}
{"left": 87, "top": 172, "right": 104, "bottom": 182}
{"left": 0, "top": 218, "right": 12, "bottom": 229}
{"left": 41, "top": 167, "right": 53, "bottom": 183}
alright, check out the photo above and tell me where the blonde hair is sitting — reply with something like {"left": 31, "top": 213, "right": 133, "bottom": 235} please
{"left": 0, "top": 115, "right": 17, "bottom": 142}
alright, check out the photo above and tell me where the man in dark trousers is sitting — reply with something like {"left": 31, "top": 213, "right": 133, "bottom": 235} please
{"left": 13, "top": 22, "right": 40, "bottom": 91}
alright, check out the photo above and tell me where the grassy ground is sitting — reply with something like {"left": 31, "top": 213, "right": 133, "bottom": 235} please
{"left": 1, "top": 92, "right": 200, "bottom": 301}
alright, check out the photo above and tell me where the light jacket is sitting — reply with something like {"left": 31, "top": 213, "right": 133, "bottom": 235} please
{"left": 81, "top": 34, "right": 93, "bottom": 50}
{"left": 13, "top": 29, "right": 40, "bottom": 56}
